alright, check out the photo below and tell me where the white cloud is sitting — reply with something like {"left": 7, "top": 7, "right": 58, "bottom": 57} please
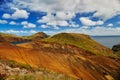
{"left": 108, "top": 23, "right": 113, "bottom": 27}
{"left": 11, "top": 0, "right": 120, "bottom": 20}
{"left": 57, "top": 21, "right": 69, "bottom": 26}
{"left": 0, "top": 29, "right": 37, "bottom": 36}
{"left": 80, "top": 17, "right": 96, "bottom": 26}
{"left": 29, "top": 30, "right": 37, "bottom": 34}
{"left": 9, "top": 21, "right": 18, "bottom": 25}
{"left": 40, "top": 25, "right": 49, "bottom": 28}
{"left": 37, "top": 12, "right": 79, "bottom": 29}
{"left": 21, "top": 21, "right": 36, "bottom": 28}
{"left": 56, "top": 11, "right": 75, "bottom": 20}
{"left": 2, "top": 8, "right": 29, "bottom": 20}
{"left": 0, "top": 20, "right": 8, "bottom": 24}
{"left": 80, "top": 17, "right": 104, "bottom": 26}
{"left": 44, "top": 26, "right": 120, "bottom": 36}
{"left": 37, "top": 13, "right": 70, "bottom": 29}
{"left": 96, "top": 21, "right": 104, "bottom": 25}
{"left": 69, "top": 21, "right": 79, "bottom": 27}
{"left": 2, "top": 14, "right": 11, "bottom": 19}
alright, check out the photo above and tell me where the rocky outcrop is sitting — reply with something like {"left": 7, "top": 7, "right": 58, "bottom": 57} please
{"left": 112, "top": 44, "right": 120, "bottom": 53}
{"left": 112, "top": 44, "right": 120, "bottom": 58}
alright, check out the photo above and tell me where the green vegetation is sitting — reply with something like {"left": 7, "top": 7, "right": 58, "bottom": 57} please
{"left": 43, "top": 33, "right": 113, "bottom": 56}
{"left": 0, "top": 73, "right": 7, "bottom": 80}
{"left": 0, "top": 60, "right": 32, "bottom": 70}
{"left": 7, "top": 72, "right": 75, "bottom": 80}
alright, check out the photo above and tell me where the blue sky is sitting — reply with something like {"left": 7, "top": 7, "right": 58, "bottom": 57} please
{"left": 0, "top": 0, "right": 120, "bottom": 36}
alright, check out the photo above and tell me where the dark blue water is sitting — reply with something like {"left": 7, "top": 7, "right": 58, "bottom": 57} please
{"left": 11, "top": 41, "right": 30, "bottom": 45}
{"left": 91, "top": 36, "right": 120, "bottom": 48}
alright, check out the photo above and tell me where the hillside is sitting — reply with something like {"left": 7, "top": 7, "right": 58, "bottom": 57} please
{"left": 0, "top": 59, "right": 75, "bottom": 80}
{"left": 23, "top": 32, "right": 48, "bottom": 41}
{"left": 42, "top": 33, "right": 113, "bottom": 56}
{"left": 0, "top": 32, "right": 48, "bottom": 42}
{"left": 0, "top": 33, "right": 28, "bottom": 42}
{"left": 0, "top": 33, "right": 120, "bottom": 80}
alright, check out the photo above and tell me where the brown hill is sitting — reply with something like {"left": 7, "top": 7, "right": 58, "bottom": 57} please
{"left": 0, "top": 32, "right": 48, "bottom": 42}
{"left": 0, "top": 33, "right": 120, "bottom": 80}
{"left": 42, "top": 33, "right": 113, "bottom": 56}
{"left": 23, "top": 32, "right": 48, "bottom": 41}
{"left": 0, "top": 33, "right": 28, "bottom": 42}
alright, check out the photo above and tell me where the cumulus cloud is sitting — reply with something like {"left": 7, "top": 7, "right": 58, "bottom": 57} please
{"left": 37, "top": 13, "right": 70, "bottom": 29}
{"left": 0, "top": 20, "right": 8, "bottom": 24}
{"left": 0, "top": 29, "right": 37, "bottom": 35}
{"left": 108, "top": 23, "right": 113, "bottom": 27}
{"left": 56, "top": 11, "right": 75, "bottom": 20}
{"left": 40, "top": 25, "right": 49, "bottom": 28}
{"left": 2, "top": 8, "right": 29, "bottom": 20}
{"left": 44, "top": 26, "right": 120, "bottom": 36}
{"left": 11, "top": 0, "right": 120, "bottom": 20}
{"left": 96, "top": 21, "right": 104, "bottom": 25}
{"left": 80, "top": 17, "right": 104, "bottom": 26}
{"left": 69, "top": 21, "right": 79, "bottom": 27}
{"left": 37, "top": 12, "right": 79, "bottom": 29}
{"left": 21, "top": 21, "right": 36, "bottom": 28}
{"left": 2, "top": 14, "right": 11, "bottom": 19}
{"left": 9, "top": 21, "right": 18, "bottom": 25}
{"left": 1, "top": 0, "right": 120, "bottom": 35}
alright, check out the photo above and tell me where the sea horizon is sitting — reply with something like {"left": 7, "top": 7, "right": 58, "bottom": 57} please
{"left": 91, "top": 36, "right": 120, "bottom": 48}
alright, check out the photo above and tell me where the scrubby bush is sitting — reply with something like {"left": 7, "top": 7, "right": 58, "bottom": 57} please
{"left": 0, "top": 73, "right": 7, "bottom": 80}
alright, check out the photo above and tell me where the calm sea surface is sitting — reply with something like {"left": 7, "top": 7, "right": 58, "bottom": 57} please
{"left": 91, "top": 36, "right": 120, "bottom": 48}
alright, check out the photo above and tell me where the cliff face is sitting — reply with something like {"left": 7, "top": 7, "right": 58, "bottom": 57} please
{"left": 0, "top": 33, "right": 120, "bottom": 80}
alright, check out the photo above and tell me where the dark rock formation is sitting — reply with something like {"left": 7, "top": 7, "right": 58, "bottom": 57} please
{"left": 112, "top": 44, "right": 120, "bottom": 53}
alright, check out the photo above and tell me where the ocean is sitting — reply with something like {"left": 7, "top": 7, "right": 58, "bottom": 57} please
{"left": 91, "top": 36, "right": 120, "bottom": 48}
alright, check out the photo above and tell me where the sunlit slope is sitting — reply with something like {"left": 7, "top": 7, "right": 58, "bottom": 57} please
{"left": 0, "top": 32, "right": 48, "bottom": 42}
{"left": 22, "top": 32, "right": 48, "bottom": 40}
{"left": 43, "top": 33, "right": 113, "bottom": 56}
{"left": 0, "top": 33, "right": 28, "bottom": 42}
{"left": 0, "top": 42, "right": 120, "bottom": 80}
